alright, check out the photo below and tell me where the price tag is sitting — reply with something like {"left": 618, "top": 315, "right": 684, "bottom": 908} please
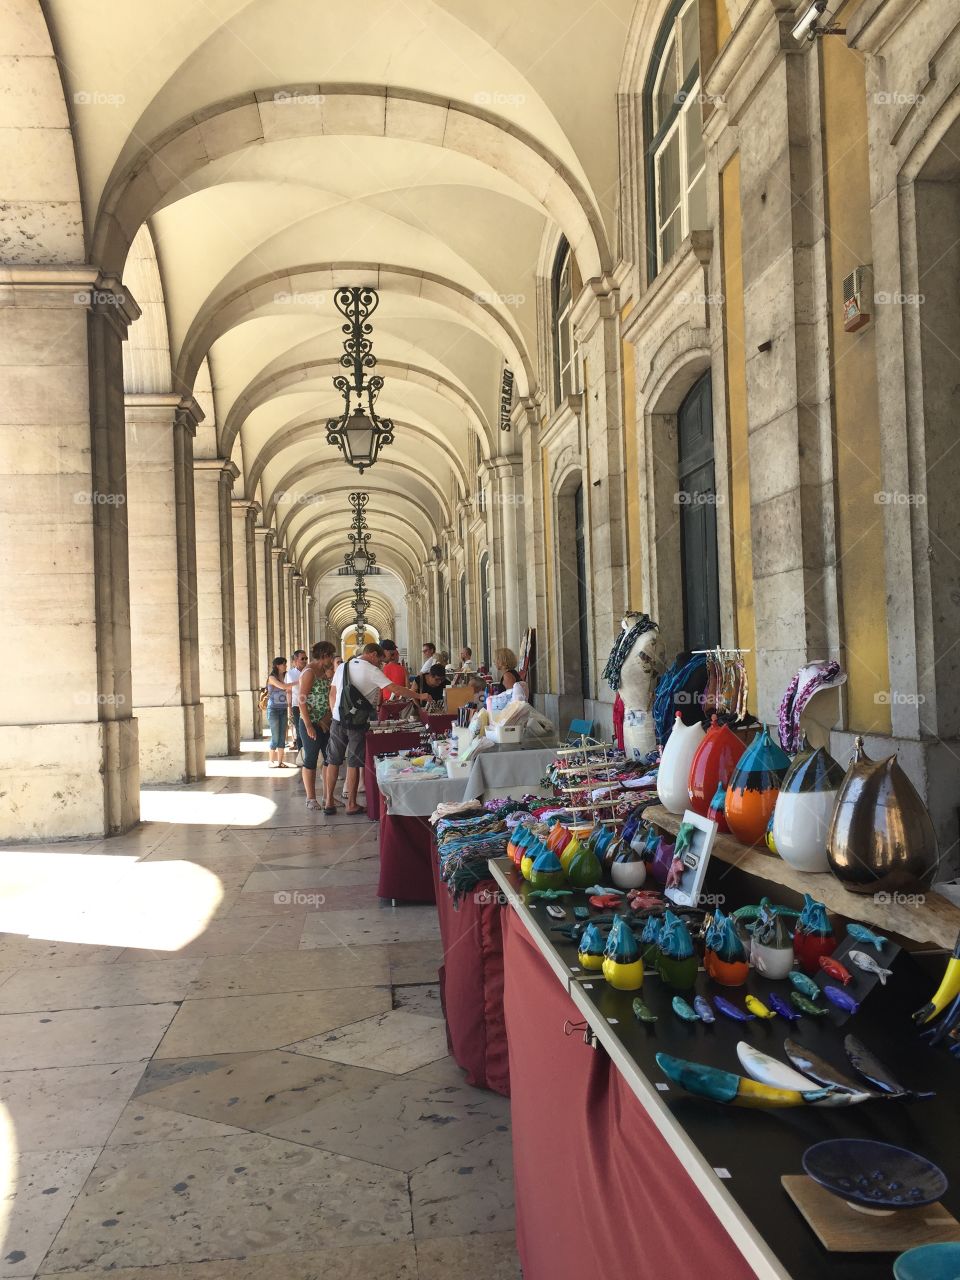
{"left": 714, "top": 1168, "right": 731, "bottom": 1179}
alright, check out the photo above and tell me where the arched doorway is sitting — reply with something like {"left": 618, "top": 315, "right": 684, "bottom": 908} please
{"left": 678, "top": 371, "right": 720, "bottom": 650}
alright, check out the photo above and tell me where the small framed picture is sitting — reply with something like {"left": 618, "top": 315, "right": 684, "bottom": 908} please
{"left": 664, "top": 811, "right": 718, "bottom": 908}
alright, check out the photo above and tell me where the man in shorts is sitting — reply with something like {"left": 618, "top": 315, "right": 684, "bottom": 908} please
{"left": 323, "top": 643, "right": 429, "bottom": 815}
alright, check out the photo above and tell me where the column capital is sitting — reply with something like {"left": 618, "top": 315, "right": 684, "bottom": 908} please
{"left": 255, "top": 525, "right": 275, "bottom": 546}
{"left": 194, "top": 457, "right": 239, "bottom": 480}
{"left": 0, "top": 265, "right": 141, "bottom": 334}
{"left": 231, "top": 498, "right": 261, "bottom": 517}
{"left": 273, "top": 546, "right": 287, "bottom": 564}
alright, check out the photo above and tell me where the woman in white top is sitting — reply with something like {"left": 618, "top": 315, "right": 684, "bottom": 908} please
{"left": 487, "top": 668, "right": 529, "bottom": 715}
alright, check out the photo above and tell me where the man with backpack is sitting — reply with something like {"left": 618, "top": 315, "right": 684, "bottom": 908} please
{"left": 322, "top": 643, "right": 429, "bottom": 815}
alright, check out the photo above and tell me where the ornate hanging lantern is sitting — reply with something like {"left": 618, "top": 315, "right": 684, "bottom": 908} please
{"left": 326, "top": 288, "right": 394, "bottom": 473}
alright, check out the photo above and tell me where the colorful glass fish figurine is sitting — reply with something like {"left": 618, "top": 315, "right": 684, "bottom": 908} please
{"left": 529, "top": 847, "right": 566, "bottom": 890}
{"left": 573, "top": 905, "right": 590, "bottom": 919}
{"left": 632, "top": 996, "right": 657, "bottom": 1024}
{"left": 577, "top": 923, "right": 606, "bottom": 972}
{"left": 843, "top": 1034, "right": 934, "bottom": 1099}
{"left": 791, "top": 991, "right": 828, "bottom": 1016}
{"left": 694, "top": 996, "right": 715, "bottom": 1024}
{"left": 789, "top": 971, "right": 822, "bottom": 1001}
{"left": 848, "top": 950, "right": 893, "bottom": 985}
{"left": 672, "top": 996, "right": 699, "bottom": 1023}
{"left": 655, "top": 1053, "right": 850, "bottom": 1108}
{"left": 610, "top": 845, "right": 648, "bottom": 890}
{"left": 792, "top": 893, "right": 838, "bottom": 975}
{"left": 520, "top": 836, "right": 545, "bottom": 881}
{"left": 703, "top": 908, "right": 750, "bottom": 987}
{"left": 750, "top": 901, "right": 795, "bottom": 980}
{"left": 767, "top": 992, "right": 801, "bottom": 1022}
{"left": 819, "top": 955, "right": 853, "bottom": 986}
{"left": 688, "top": 716, "right": 746, "bottom": 818}
{"left": 714, "top": 995, "right": 755, "bottom": 1022}
{"left": 602, "top": 917, "right": 644, "bottom": 991}
{"left": 707, "top": 780, "right": 731, "bottom": 834}
{"left": 656, "top": 910, "right": 698, "bottom": 990}
{"left": 745, "top": 994, "right": 776, "bottom": 1020}
{"left": 784, "top": 1038, "right": 876, "bottom": 1094}
{"left": 846, "top": 923, "right": 888, "bottom": 952}
{"left": 566, "top": 842, "right": 603, "bottom": 889}
{"left": 823, "top": 983, "right": 860, "bottom": 1014}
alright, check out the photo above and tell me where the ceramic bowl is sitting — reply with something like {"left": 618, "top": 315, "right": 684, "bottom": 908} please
{"left": 802, "top": 1139, "right": 948, "bottom": 1213}
{"left": 894, "top": 1243, "right": 960, "bottom": 1280}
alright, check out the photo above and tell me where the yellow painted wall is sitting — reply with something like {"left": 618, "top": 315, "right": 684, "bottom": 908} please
{"left": 821, "top": 27, "right": 891, "bottom": 734}
{"left": 719, "top": 154, "right": 757, "bottom": 706}
{"left": 541, "top": 443, "right": 558, "bottom": 688}
{"left": 714, "top": 0, "right": 731, "bottom": 47}
{"left": 621, "top": 323, "right": 643, "bottom": 605}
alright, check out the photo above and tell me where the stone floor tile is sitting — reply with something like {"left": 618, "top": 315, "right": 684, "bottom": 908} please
{"left": 188, "top": 947, "right": 391, "bottom": 999}
{"left": 143, "top": 1050, "right": 388, "bottom": 1132}
{"left": 266, "top": 1071, "right": 509, "bottom": 1172}
{"left": 0, "top": 959, "right": 203, "bottom": 1013}
{"left": 291, "top": 1009, "right": 448, "bottom": 1074}
{"left": 299, "top": 907, "right": 440, "bottom": 949}
{"left": 106, "top": 1100, "right": 246, "bottom": 1145}
{"left": 415, "top": 1231, "right": 522, "bottom": 1279}
{"left": 0, "top": 1004, "right": 179, "bottom": 1070}
{"left": 410, "top": 1128, "right": 515, "bottom": 1239}
{"left": 405, "top": 1056, "right": 472, "bottom": 1088}
{"left": 156, "top": 987, "right": 391, "bottom": 1057}
{"left": 386, "top": 941, "right": 444, "bottom": 985}
{"left": 0, "top": 1146, "right": 100, "bottom": 1279}
{"left": 133, "top": 1054, "right": 255, "bottom": 1097}
{"left": 392, "top": 982, "right": 443, "bottom": 1019}
{"left": 227, "top": 882, "right": 377, "bottom": 917}
{"left": 116, "top": 914, "right": 305, "bottom": 962}
{"left": 44, "top": 1133, "right": 412, "bottom": 1272}
{"left": 0, "top": 1062, "right": 144, "bottom": 1151}
{"left": 0, "top": 939, "right": 124, "bottom": 969}
{"left": 35, "top": 1241, "right": 419, "bottom": 1279}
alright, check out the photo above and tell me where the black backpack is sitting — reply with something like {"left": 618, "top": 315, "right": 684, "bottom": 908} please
{"left": 338, "top": 659, "right": 373, "bottom": 729}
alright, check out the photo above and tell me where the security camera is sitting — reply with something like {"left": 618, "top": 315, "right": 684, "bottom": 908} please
{"left": 792, "top": 0, "right": 826, "bottom": 41}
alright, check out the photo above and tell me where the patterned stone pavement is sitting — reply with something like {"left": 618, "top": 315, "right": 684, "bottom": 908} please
{"left": 0, "top": 745, "right": 520, "bottom": 1279}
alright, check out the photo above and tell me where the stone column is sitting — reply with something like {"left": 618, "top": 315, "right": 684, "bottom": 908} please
{"left": 484, "top": 457, "right": 525, "bottom": 653}
{"left": 303, "top": 590, "right": 314, "bottom": 647}
{"left": 287, "top": 567, "right": 301, "bottom": 652}
{"left": 274, "top": 547, "right": 287, "bottom": 655}
{"left": 255, "top": 526, "right": 273, "bottom": 690}
{"left": 0, "top": 268, "right": 141, "bottom": 839}
{"left": 124, "top": 393, "right": 205, "bottom": 783}
{"left": 193, "top": 459, "right": 240, "bottom": 755}
{"left": 231, "top": 499, "right": 259, "bottom": 741}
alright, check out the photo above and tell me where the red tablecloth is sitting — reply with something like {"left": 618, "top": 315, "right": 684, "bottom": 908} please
{"left": 363, "top": 729, "right": 423, "bottom": 820}
{"left": 430, "top": 842, "right": 509, "bottom": 1096}
{"left": 421, "top": 711, "right": 456, "bottom": 733}
{"left": 502, "top": 910, "right": 755, "bottom": 1280}
{"left": 377, "top": 795, "right": 437, "bottom": 902}
{"left": 377, "top": 701, "right": 409, "bottom": 722}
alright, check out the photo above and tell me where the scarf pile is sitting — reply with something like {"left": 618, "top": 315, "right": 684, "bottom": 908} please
{"left": 653, "top": 652, "right": 708, "bottom": 745}
{"left": 435, "top": 813, "right": 510, "bottom": 905}
{"left": 778, "top": 660, "right": 843, "bottom": 753}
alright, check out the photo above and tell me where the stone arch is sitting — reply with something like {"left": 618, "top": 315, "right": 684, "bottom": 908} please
{"left": 233, "top": 360, "right": 493, "bottom": 471}
{"left": 122, "top": 224, "right": 174, "bottom": 393}
{"left": 263, "top": 457, "right": 452, "bottom": 527}
{"left": 277, "top": 480, "right": 438, "bottom": 557}
{"left": 176, "top": 263, "right": 535, "bottom": 403}
{"left": 93, "top": 85, "right": 611, "bottom": 284}
{"left": 293, "top": 509, "right": 432, "bottom": 571}
{"left": 0, "top": 3, "right": 83, "bottom": 263}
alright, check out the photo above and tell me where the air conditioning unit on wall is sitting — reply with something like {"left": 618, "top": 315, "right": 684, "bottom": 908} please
{"left": 842, "top": 264, "right": 873, "bottom": 332}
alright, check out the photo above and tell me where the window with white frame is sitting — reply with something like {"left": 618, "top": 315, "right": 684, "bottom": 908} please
{"left": 647, "top": 0, "right": 706, "bottom": 272}
{"left": 551, "top": 238, "right": 576, "bottom": 406}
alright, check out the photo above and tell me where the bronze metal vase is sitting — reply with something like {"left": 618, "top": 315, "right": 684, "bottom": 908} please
{"left": 826, "top": 737, "right": 940, "bottom": 894}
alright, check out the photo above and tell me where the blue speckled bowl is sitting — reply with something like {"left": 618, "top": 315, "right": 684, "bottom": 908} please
{"left": 802, "top": 1139, "right": 948, "bottom": 1211}
{"left": 894, "top": 1243, "right": 960, "bottom": 1280}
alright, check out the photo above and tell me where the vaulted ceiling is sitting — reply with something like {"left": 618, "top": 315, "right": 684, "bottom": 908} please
{"left": 47, "top": 0, "right": 634, "bottom": 593}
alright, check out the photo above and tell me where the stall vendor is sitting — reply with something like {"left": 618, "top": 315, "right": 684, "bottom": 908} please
{"left": 487, "top": 667, "right": 529, "bottom": 715}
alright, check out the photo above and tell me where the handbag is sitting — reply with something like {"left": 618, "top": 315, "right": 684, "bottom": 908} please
{"left": 258, "top": 687, "right": 269, "bottom": 712}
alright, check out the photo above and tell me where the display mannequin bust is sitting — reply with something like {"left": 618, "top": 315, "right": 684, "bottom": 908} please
{"left": 603, "top": 613, "right": 666, "bottom": 760}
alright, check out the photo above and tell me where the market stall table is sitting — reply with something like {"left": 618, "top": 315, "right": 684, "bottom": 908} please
{"left": 363, "top": 727, "right": 423, "bottom": 820}
{"left": 490, "top": 855, "right": 960, "bottom": 1280}
{"left": 430, "top": 837, "right": 509, "bottom": 1096}
{"left": 375, "top": 757, "right": 464, "bottom": 903}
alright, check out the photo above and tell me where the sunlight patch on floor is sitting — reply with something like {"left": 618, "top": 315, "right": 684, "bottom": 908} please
{"left": 0, "top": 851, "right": 223, "bottom": 950}
{"left": 141, "top": 788, "right": 278, "bottom": 823}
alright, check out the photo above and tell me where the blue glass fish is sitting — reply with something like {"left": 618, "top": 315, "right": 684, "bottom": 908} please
{"left": 789, "top": 971, "right": 821, "bottom": 1001}
{"left": 767, "top": 992, "right": 802, "bottom": 1022}
{"left": 714, "top": 995, "right": 755, "bottom": 1022}
{"left": 796, "top": 893, "right": 833, "bottom": 939}
{"left": 659, "top": 909, "right": 695, "bottom": 960}
{"left": 845, "top": 923, "right": 888, "bottom": 952}
{"left": 823, "top": 984, "right": 860, "bottom": 1014}
{"left": 672, "top": 996, "right": 699, "bottom": 1023}
{"left": 694, "top": 996, "right": 716, "bottom": 1024}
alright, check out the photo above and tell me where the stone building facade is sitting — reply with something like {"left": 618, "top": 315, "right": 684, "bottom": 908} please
{"left": 0, "top": 0, "right": 957, "bottom": 869}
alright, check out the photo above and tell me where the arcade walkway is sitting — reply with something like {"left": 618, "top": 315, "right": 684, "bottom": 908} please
{"left": 0, "top": 746, "right": 518, "bottom": 1279}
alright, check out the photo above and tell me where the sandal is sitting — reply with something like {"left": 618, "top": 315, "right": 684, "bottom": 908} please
{"left": 323, "top": 805, "right": 336, "bottom": 816}
{"left": 305, "top": 798, "right": 321, "bottom": 811}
